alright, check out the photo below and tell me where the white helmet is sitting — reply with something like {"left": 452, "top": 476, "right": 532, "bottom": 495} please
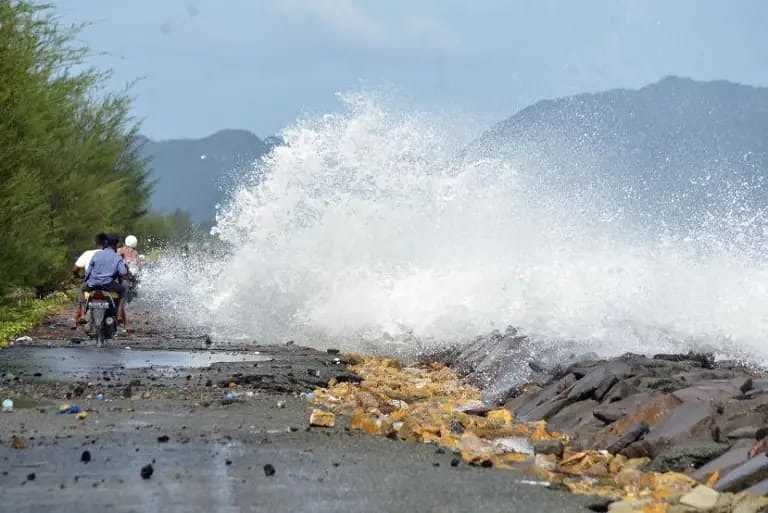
{"left": 125, "top": 235, "right": 138, "bottom": 248}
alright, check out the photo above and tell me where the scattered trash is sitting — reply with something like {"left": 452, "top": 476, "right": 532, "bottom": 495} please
{"left": 326, "top": 348, "right": 340, "bottom": 355}
{"left": 76, "top": 411, "right": 88, "bottom": 420}
{"left": 494, "top": 437, "right": 535, "bottom": 455}
{"left": 140, "top": 464, "right": 154, "bottom": 479}
{"left": 263, "top": 464, "right": 275, "bottom": 476}
{"left": 224, "top": 392, "right": 239, "bottom": 401}
{"left": 95, "top": 394, "right": 104, "bottom": 401}
{"left": 58, "top": 404, "right": 81, "bottom": 415}
{"left": 26, "top": 472, "right": 35, "bottom": 481}
{"left": 2, "top": 399, "right": 13, "bottom": 412}
{"left": 276, "top": 400, "right": 286, "bottom": 409}
{"left": 81, "top": 450, "right": 91, "bottom": 463}
{"left": 309, "top": 409, "right": 335, "bottom": 428}
{"left": 15, "top": 336, "right": 32, "bottom": 343}
{"left": 517, "top": 479, "right": 550, "bottom": 487}
{"left": 11, "top": 435, "right": 27, "bottom": 449}
{"left": 157, "top": 435, "right": 169, "bottom": 443}
{"left": 300, "top": 392, "right": 315, "bottom": 402}
{"left": 124, "top": 346, "right": 131, "bottom": 350}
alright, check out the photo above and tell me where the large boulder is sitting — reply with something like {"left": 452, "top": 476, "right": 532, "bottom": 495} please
{"left": 715, "top": 453, "right": 768, "bottom": 493}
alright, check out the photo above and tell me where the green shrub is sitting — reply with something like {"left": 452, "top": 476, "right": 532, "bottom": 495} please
{"left": 0, "top": 1, "right": 150, "bottom": 296}
{"left": 0, "top": 292, "right": 71, "bottom": 347}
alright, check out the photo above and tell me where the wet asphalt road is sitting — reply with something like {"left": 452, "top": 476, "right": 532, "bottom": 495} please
{"left": 0, "top": 303, "right": 600, "bottom": 513}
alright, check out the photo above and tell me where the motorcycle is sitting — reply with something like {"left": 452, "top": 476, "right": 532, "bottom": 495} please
{"left": 124, "top": 257, "right": 143, "bottom": 303}
{"left": 85, "top": 289, "right": 120, "bottom": 347}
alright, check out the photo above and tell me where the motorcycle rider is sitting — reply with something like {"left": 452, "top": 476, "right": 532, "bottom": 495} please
{"left": 85, "top": 234, "right": 130, "bottom": 331}
{"left": 72, "top": 233, "right": 108, "bottom": 329}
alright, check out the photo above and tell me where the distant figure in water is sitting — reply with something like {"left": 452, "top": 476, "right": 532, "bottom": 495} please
{"left": 72, "top": 233, "right": 108, "bottom": 329}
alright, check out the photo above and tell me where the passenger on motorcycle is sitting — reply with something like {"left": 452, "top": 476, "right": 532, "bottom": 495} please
{"left": 118, "top": 235, "right": 140, "bottom": 303}
{"left": 85, "top": 235, "right": 130, "bottom": 331}
{"left": 72, "top": 233, "right": 108, "bottom": 329}
{"left": 118, "top": 235, "right": 140, "bottom": 272}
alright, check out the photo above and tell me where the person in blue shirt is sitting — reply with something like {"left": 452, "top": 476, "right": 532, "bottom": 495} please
{"left": 71, "top": 232, "right": 108, "bottom": 329}
{"left": 85, "top": 235, "right": 130, "bottom": 330}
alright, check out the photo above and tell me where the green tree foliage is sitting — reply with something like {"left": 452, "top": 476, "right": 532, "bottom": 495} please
{"left": 0, "top": 1, "right": 151, "bottom": 294}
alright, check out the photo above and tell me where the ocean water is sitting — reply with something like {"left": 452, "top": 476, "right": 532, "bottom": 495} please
{"left": 143, "top": 93, "right": 768, "bottom": 366}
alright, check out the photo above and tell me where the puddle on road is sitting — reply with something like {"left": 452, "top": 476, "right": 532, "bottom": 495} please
{"left": 0, "top": 346, "right": 271, "bottom": 378}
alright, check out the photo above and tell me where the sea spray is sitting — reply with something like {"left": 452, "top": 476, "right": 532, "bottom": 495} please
{"left": 143, "top": 93, "right": 768, "bottom": 366}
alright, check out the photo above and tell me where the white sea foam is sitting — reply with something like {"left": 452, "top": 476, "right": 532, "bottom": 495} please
{"left": 143, "top": 93, "right": 768, "bottom": 365}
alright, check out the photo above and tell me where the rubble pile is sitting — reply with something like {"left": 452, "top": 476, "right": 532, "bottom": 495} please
{"left": 311, "top": 353, "right": 768, "bottom": 513}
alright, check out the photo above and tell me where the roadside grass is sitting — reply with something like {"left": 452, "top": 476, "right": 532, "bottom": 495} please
{"left": 0, "top": 290, "right": 72, "bottom": 348}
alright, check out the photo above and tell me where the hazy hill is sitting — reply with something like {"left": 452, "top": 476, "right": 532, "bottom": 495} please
{"left": 140, "top": 129, "right": 273, "bottom": 223}
{"left": 469, "top": 76, "right": 768, "bottom": 224}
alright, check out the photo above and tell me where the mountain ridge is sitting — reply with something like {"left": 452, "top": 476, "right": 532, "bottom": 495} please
{"left": 468, "top": 76, "right": 768, "bottom": 224}
{"left": 140, "top": 129, "right": 274, "bottom": 223}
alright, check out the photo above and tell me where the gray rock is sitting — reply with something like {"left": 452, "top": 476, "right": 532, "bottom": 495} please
{"left": 593, "top": 393, "right": 653, "bottom": 424}
{"left": 548, "top": 400, "right": 604, "bottom": 435}
{"left": 533, "top": 439, "right": 564, "bottom": 457}
{"left": 652, "top": 352, "right": 715, "bottom": 369}
{"left": 692, "top": 440, "right": 753, "bottom": 482}
{"left": 635, "top": 376, "right": 682, "bottom": 393}
{"left": 644, "top": 400, "right": 716, "bottom": 445}
{"left": 714, "top": 453, "right": 768, "bottom": 493}
{"left": 517, "top": 397, "right": 570, "bottom": 422}
{"left": 726, "top": 426, "right": 768, "bottom": 440}
{"left": 672, "top": 380, "right": 744, "bottom": 403}
{"left": 504, "top": 386, "right": 542, "bottom": 415}
{"left": 605, "top": 422, "right": 649, "bottom": 454}
{"left": 566, "top": 362, "right": 632, "bottom": 402}
{"left": 621, "top": 440, "right": 655, "bottom": 459}
{"left": 742, "top": 478, "right": 768, "bottom": 497}
{"left": 747, "top": 379, "right": 768, "bottom": 395}
{"left": 649, "top": 441, "right": 730, "bottom": 472}
{"left": 602, "top": 381, "right": 639, "bottom": 403}
{"left": 713, "top": 395, "right": 768, "bottom": 443}
{"left": 513, "top": 374, "right": 576, "bottom": 419}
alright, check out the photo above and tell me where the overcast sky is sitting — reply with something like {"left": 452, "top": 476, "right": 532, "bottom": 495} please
{"left": 54, "top": 1, "right": 768, "bottom": 140}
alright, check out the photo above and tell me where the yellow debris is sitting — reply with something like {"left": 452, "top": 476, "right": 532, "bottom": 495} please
{"left": 308, "top": 355, "right": 749, "bottom": 510}
{"left": 309, "top": 409, "right": 335, "bottom": 427}
{"left": 486, "top": 408, "right": 513, "bottom": 425}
